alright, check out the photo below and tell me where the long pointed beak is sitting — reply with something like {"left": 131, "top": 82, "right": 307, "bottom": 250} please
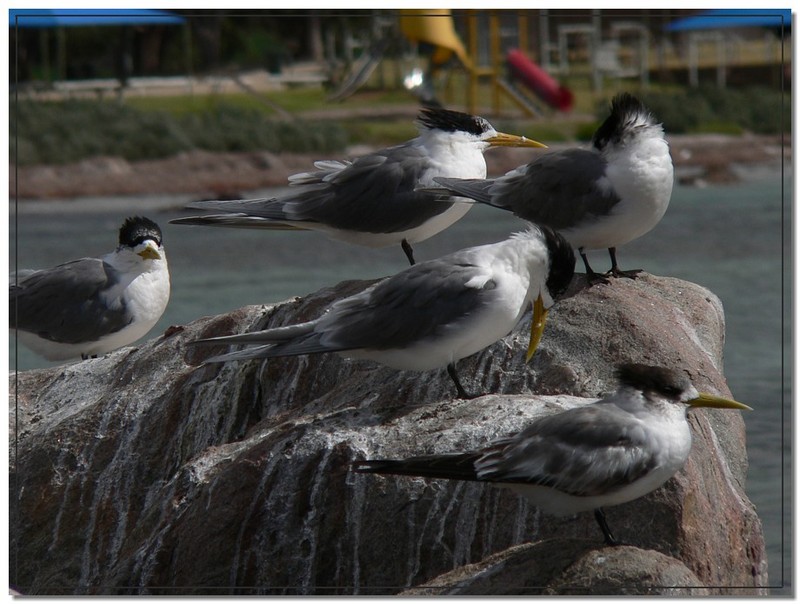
{"left": 689, "top": 393, "right": 752, "bottom": 411}
{"left": 526, "top": 294, "right": 547, "bottom": 362}
{"left": 487, "top": 132, "right": 547, "bottom": 149}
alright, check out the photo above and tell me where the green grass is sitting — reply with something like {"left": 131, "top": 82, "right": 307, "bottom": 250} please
{"left": 10, "top": 83, "right": 787, "bottom": 166}
{"left": 126, "top": 87, "right": 413, "bottom": 117}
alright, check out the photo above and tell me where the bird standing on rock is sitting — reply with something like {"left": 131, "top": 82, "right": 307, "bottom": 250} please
{"left": 171, "top": 106, "right": 545, "bottom": 266}
{"left": 10, "top": 216, "right": 171, "bottom": 361}
{"left": 434, "top": 93, "right": 674, "bottom": 283}
{"left": 190, "top": 225, "right": 575, "bottom": 399}
{"left": 353, "top": 363, "right": 751, "bottom": 546}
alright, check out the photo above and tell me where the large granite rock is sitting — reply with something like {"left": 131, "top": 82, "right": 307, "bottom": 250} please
{"left": 9, "top": 273, "right": 767, "bottom": 594}
{"left": 400, "top": 541, "right": 711, "bottom": 596}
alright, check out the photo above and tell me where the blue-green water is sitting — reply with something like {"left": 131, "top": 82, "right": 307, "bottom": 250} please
{"left": 9, "top": 176, "right": 791, "bottom": 589}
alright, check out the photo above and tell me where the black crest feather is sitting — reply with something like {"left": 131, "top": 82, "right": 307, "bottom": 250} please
{"left": 592, "top": 93, "right": 655, "bottom": 151}
{"left": 616, "top": 363, "right": 690, "bottom": 398}
{"left": 609, "top": 92, "right": 647, "bottom": 118}
{"left": 539, "top": 225, "right": 576, "bottom": 299}
{"left": 417, "top": 107, "right": 490, "bottom": 136}
{"left": 119, "top": 216, "right": 163, "bottom": 248}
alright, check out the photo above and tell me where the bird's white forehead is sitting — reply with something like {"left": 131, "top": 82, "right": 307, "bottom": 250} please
{"left": 135, "top": 239, "right": 160, "bottom": 249}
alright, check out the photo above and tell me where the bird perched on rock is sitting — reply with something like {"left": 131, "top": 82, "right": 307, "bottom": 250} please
{"left": 170, "top": 106, "right": 545, "bottom": 265}
{"left": 10, "top": 216, "right": 171, "bottom": 361}
{"left": 191, "top": 225, "right": 575, "bottom": 399}
{"left": 353, "top": 363, "right": 750, "bottom": 545}
{"left": 434, "top": 93, "right": 673, "bottom": 283}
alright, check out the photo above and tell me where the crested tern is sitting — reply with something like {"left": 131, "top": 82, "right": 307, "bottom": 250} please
{"left": 171, "top": 107, "right": 545, "bottom": 265}
{"left": 354, "top": 363, "right": 750, "bottom": 545}
{"left": 434, "top": 93, "right": 673, "bottom": 282}
{"left": 191, "top": 225, "right": 575, "bottom": 398}
{"left": 10, "top": 216, "right": 171, "bottom": 361}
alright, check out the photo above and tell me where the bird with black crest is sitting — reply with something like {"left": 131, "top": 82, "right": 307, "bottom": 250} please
{"left": 434, "top": 93, "right": 673, "bottom": 283}
{"left": 171, "top": 106, "right": 545, "bottom": 266}
{"left": 10, "top": 216, "right": 170, "bottom": 361}
{"left": 353, "top": 363, "right": 750, "bottom": 546}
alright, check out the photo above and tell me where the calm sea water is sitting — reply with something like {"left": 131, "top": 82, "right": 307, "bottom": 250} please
{"left": 9, "top": 175, "right": 790, "bottom": 588}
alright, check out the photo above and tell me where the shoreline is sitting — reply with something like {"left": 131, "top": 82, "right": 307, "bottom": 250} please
{"left": 10, "top": 133, "right": 789, "bottom": 201}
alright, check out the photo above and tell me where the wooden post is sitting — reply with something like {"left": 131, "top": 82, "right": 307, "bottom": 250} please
{"left": 490, "top": 12, "right": 500, "bottom": 115}
{"left": 467, "top": 11, "right": 478, "bottom": 115}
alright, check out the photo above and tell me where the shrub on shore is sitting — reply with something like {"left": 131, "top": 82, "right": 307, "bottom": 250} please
{"left": 10, "top": 85, "right": 787, "bottom": 166}
{"left": 635, "top": 86, "right": 788, "bottom": 135}
{"left": 11, "top": 100, "right": 350, "bottom": 165}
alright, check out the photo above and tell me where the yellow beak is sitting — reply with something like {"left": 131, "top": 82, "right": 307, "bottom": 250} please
{"left": 526, "top": 294, "right": 547, "bottom": 362}
{"left": 487, "top": 132, "right": 547, "bottom": 149}
{"left": 689, "top": 392, "right": 752, "bottom": 411}
{"left": 137, "top": 244, "right": 162, "bottom": 260}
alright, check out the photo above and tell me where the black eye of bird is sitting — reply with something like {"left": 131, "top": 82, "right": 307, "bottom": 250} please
{"left": 132, "top": 236, "right": 159, "bottom": 248}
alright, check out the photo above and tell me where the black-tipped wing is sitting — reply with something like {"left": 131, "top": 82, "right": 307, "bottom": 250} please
{"left": 432, "top": 176, "right": 496, "bottom": 204}
{"left": 353, "top": 453, "right": 483, "bottom": 481}
{"left": 316, "top": 255, "right": 498, "bottom": 351}
{"left": 475, "top": 402, "right": 659, "bottom": 496}
{"left": 183, "top": 145, "right": 456, "bottom": 234}
{"left": 192, "top": 321, "right": 332, "bottom": 363}
{"left": 356, "top": 402, "right": 660, "bottom": 496}
{"left": 10, "top": 258, "right": 130, "bottom": 344}
{"left": 170, "top": 214, "right": 303, "bottom": 230}
{"left": 196, "top": 251, "right": 500, "bottom": 362}
{"left": 442, "top": 149, "right": 621, "bottom": 230}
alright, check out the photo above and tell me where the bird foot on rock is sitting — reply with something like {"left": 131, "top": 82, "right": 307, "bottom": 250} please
{"left": 585, "top": 270, "right": 611, "bottom": 286}
{"left": 605, "top": 267, "right": 642, "bottom": 280}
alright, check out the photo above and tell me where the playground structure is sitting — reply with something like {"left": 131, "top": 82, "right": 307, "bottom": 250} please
{"left": 13, "top": 10, "right": 788, "bottom": 107}
{"left": 328, "top": 9, "right": 789, "bottom": 115}
{"left": 328, "top": 10, "right": 659, "bottom": 115}
{"left": 431, "top": 10, "right": 575, "bottom": 115}
{"left": 329, "top": 10, "right": 575, "bottom": 116}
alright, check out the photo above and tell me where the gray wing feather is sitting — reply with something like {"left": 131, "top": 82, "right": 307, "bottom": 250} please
{"left": 170, "top": 214, "right": 303, "bottom": 230}
{"left": 475, "top": 403, "right": 657, "bottom": 496}
{"left": 183, "top": 198, "right": 288, "bottom": 221}
{"left": 182, "top": 145, "right": 456, "bottom": 234}
{"left": 193, "top": 321, "right": 315, "bottom": 346}
{"left": 10, "top": 258, "right": 130, "bottom": 344}
{"left": 317, "top": 256, "right": 496, "bottom": 350}
{"left": 433, "top": 177, "right": 496, "bottom": 204}
{"left": 194, "top": 321, "right": 330, "bottom": 363}
{"left": 440, "top": 149, "right": 621, "bottom": 230}
{"left": 198, "top": 252, "right": 498, "bottom": 361}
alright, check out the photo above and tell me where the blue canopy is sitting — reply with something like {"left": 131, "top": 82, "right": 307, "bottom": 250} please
{"left": 665, "top": 9, "right": 791, "bottom": 32}
{"left": 9, "top": 8, "right": 185, "bottom": 28}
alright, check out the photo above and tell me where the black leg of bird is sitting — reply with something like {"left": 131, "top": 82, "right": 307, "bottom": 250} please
{"left": 446, "top": 363, "right": 475, "bottom": 399}
{"left": 593, "top": 508, "right": 620, "bottom": 546}
{"left": 579, "top": 249, "right": 609, "bottom": 285}
{"left": 401, "top": 239, "right": 416, "bottom": 266}
{"left": 605, "top": 247, "right": 642, "bottom": 279}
